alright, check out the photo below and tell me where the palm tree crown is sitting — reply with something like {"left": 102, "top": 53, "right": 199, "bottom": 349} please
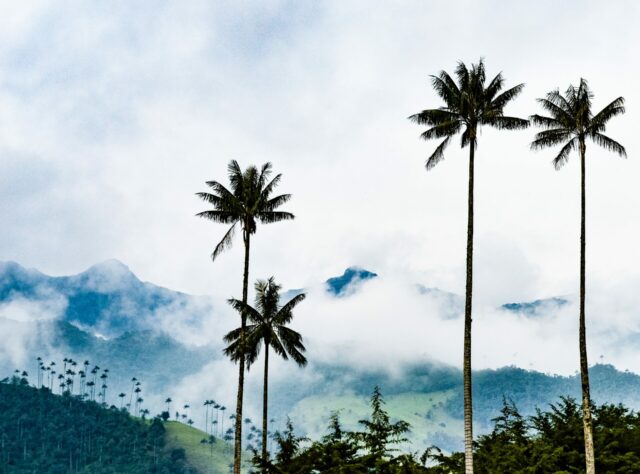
{"left": 409, "top": 59, "right": 529, "bottom": 169}
{"left": 196, "top": 160, "right": 294, "bottom": 260}
{"left": 530, "top": 78, "right": 626, "bottom": 167}
{"left": 224, "top": 278, "right": 307, "bottom": 368}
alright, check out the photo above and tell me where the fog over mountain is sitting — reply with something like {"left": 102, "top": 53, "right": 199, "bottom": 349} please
{"left": 2, "top": 260, "right": 640, "bottom": 451}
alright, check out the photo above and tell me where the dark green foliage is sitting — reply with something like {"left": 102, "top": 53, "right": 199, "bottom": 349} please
{"left": 0, "top": 379, "right": 193, "bottom": 473}
{"left": 262, "top": 388, "right": 428, "bottom": 473}
{"left": 425, "top": 397, "right": 640, "bottom": 473}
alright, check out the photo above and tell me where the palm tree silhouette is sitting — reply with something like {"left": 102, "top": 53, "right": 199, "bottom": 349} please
{"left": 225, "top": 277, "right": 307, "bottom": 464}
{"left": 204, "top": 400, "right": 211, "bottom": 434}
{"left": 118, "top": 392, "right": 126, "bottom": 409}
{"left": 197, "top": 160, "right": 294, "bottom": 474}
{"left": 129, "top": 377, "right": 137, "bottom": 411}
{"left": 409, "top": 59, "right": 528, "bottom": 473}
{"left": 530, "top": 79, "right": 625, "bottom": 474}
{"left": 165, "top": 397, "right": 172, "bottom": 413}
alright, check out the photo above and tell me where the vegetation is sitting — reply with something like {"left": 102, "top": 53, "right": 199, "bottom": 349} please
{"left": 197, "top": 160, "right": 294, "bottom": 473}
{"left": 224, "top": 277, "right": 307, "bottom": 465}
{"left": 425, "top": 397, "right": 640, "bottom": 473}
{"left": 0, "top": 377, "right": 192, "bottom": 473}
{"left": 530, "top": 79, "right": 626, "bottom": 474}
{"left": 409, "top": 59, "right": 529, "bottom": 473}
{"left": 252, "top": 387, "right": 640, "bottom": 473}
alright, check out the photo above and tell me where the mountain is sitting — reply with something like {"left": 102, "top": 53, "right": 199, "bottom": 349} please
{"left": 0, "top": 259, "right": 197, "bottom": 338}
{"left": 2, "top": 260, "right": 640, "bottom": 455}
{"left": 325, "top": 267, "right": 378, "bottom": 296}
{"left": 501, "top": 296, "right": 569, "bottom": 315}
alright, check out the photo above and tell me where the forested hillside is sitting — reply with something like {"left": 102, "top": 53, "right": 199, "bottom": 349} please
{"left": 0, "top": 378, "right": 193, "bottom": 473}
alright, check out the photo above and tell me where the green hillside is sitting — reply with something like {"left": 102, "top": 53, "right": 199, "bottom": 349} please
{"left": 164, "top": 422, "right": 250, "bottom": 474}
{"left": 0, "top": 378, "right": 213, "bottom": 473}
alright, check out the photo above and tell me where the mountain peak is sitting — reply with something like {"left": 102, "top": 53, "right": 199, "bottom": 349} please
{"left": 85, "top": 259, "right": 132, "bottom": 275}
{"left": 74, "top": 259, "right": 138, "bottom": 291}
{"left": 326, "top": 267, "right": 378, "bottom": 296}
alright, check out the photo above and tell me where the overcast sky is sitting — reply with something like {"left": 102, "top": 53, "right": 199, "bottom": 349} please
{"left": 1, "top": 2, "right": 640, "bottom": 373}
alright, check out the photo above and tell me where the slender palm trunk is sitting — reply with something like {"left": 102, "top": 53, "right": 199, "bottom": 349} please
{"left": 463, "top": 143, "right": 475, "bottom": 474}
{"left": 233, "top": 231, "right": 250, "bottom": 474}
{"left": 262, "top": 344, "right": 269, "bottom": 464}
{"left": 579, "top": 141, "right": 596, "bottom": 474}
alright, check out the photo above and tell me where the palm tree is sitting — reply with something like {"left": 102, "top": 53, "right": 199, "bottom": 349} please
{"left": 204, "top": 400, "right": 211, "bottom": 434}
{"left": 225, "top": 277, "right": 308, "bottom": 464}
{"left": 197, "top": 160, "right": 294, "bottom": 473}
{"left": 530, "top": 79, "right": 625, "bottom": 474}
{"left": 118, "top": 392, "right": 126, "bottom": 409}
{"left": 165, "top": 397, "right": 172, "bottom": 413}
{"left": 409, "top": 59, "right": 528, "bottom": 473}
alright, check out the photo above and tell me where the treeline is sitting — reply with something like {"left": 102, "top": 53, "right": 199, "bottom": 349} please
{"left": 0, "top": 377, "right": 194, "bottom": 473}
{"left": 262, "top": 388, "right": 640, "bottom": 473}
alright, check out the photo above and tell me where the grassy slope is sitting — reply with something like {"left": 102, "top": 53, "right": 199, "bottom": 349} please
{"left": 164, "top": 421, "right": 251, "bottom": 474}
{"left": 290, "top": 389, "right": 464, "bottom": 452}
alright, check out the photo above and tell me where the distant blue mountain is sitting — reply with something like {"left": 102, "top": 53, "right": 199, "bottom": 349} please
{"left": 0, "top": 260, "right": 191, "bottom": 337}
{"left": 325, "top": 267, "right": 378, "bottom": 296}
{"left": 2, "top": 260, "right": 640, "bottom": 454}
{"left": 501, "top": 297, "right": 569, "bottom": 316}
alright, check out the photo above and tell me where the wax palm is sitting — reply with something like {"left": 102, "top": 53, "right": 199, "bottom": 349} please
{"left": 409, "top": 59, "right": 528, "bottom": 473}
{"left": 530, "top": 79, "right": 626, "bottom": 474}
{"left": 197, "top": 160, "right": 294, "bottom": 473}
{"left": 224, "top": 277, "right": 307, "bottom": 465}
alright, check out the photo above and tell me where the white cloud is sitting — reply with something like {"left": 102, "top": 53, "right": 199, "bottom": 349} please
{"left": 0, "top": 0, "right": 638, "bottom": 379}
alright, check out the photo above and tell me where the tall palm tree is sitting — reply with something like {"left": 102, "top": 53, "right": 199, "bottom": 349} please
{"left": 530, "top": 79, "right": 625, "bottom": 474}
{"left": 197, "top": 160, "right": 294, "bottom": 473}
{"left": 409, "top": 59, "right": 528, "bottom": 473}
{"left": 224, "top": 277, "right": 308, "bottom": 464}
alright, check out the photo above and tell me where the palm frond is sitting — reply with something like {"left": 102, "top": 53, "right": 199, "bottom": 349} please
{"left": 257, "top": 162, "right": 273, "bottom": 190}
{"left": 589, "top": 97, "right": 625, "bottom": 133}
{"left": 257, "top": 211, "right": 295, "bottom": 224}
{"left": 268, "top": 335, "right": 289, "bottom": 360}
{"left": 484, "top": 72, "right": 504, "bottom": 102}
{"left": 211, "top": 223, "right": 237, "bottom": 261}
{"left": 430, "top": 72, "right": 461, "bottom": 107}
{"left": 425, "top": 136, "right": 452, "bottom": 170}
{"left": 551, "top": 137, "right": 579, "bottom": 170}
{"left": 529, "top": 114, "right": 563, "bottom": 129}
{"left": 228, "top": 297, "right": 264, "bottom": 324}
{"left": 591, "top": 133, "right": 627, "bottom": 157}
{"left": 260, "top": 193, "right": 291, "bottom": 213}
{"left": 485, "top": 116, "right": 529, "bottom": 130}
{"left": 419, "top": 120, "right": 462, "bottom": 141}
{"left": 454, "top": 61, "right": 471, "bottom": 92}
{"left": 530, "top": 129, "right": 572, "bottom": 150}
{"left": 195, "top": 210, "right": 238, "bottom": 224}
{"left": 227, "top": 160, "right": 244, "bottom": 195}
{"left": 258, "top": 173, "right": 282, "bottom": 204}
{"left": 491, "top": 83, "right": 525, "bottom": 110}
{"left": 195, "top": 192, "right": 222, "bottom": 207}
{"left": 278, "top": 327, "right": 307, "bottom": 367}
{"left": 276, "top": 293, "right": 306, "bottom": 324}
{"left": 203, "top": 181, "right": 241, "bottom": 210}
{"left": 536, "top": 97, "right": 573, "bottom": 125}
{"left": 223, "top": 327, "right": 244, "bottom": 344}
{"left": 408, "top": 108, "right": 459, "bottom": 126}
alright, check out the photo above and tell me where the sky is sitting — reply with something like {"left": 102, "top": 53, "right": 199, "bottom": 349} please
{"left": 1, "top": 1, "right": 640, "bottom": 375}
